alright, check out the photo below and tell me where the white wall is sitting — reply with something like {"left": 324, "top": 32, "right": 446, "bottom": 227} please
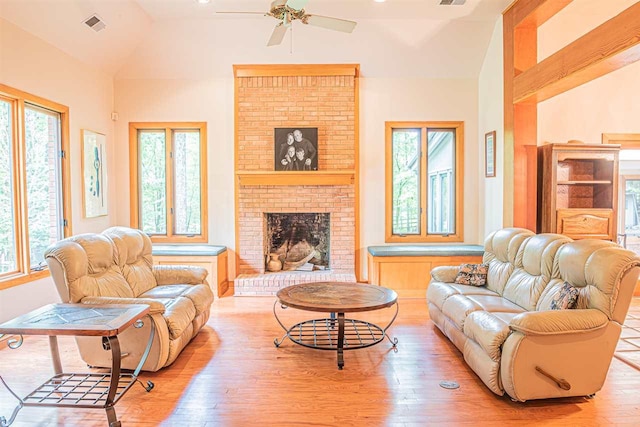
{"left": 538, "top": 0, "right": 640, "bottom": 144}
{"left": 538, "top": 61, "right": 640, "bottom": 144}
{"left": 359, "top": 77, "right": 481, "bottom": 278}
{"left": 0, "top": 18, "right": 115, "bottom": 322}
{"left": 113, "top": 78, "right": 236, "bottom": 247}
{"left": 478, "top": 18, "right": 504, "bottom": 239}
{"left": 114, "top": 76, "right": 481, "bottom": 281}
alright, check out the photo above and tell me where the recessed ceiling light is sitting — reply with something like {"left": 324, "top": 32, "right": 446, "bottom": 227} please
{"left": 197, "top": 0, "right": 210, "bottom": 4}
{"left": 374, "top": 0, "right": 386, "bottom": 3}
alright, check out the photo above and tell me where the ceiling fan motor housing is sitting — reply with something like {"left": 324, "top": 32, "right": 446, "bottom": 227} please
{"left": 270, "top": 0, "right": 307, "bottom": 22}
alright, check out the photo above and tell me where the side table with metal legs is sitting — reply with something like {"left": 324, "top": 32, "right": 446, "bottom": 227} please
{"left": 0, "top": 304, "right": 156, "bottom": 427}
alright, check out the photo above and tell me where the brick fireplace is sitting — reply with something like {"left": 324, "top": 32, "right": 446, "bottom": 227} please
{"left": 233, "top": 64, "right": 359, "bottom": 295}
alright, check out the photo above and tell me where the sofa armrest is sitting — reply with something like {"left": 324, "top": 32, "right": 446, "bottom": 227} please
{"left": 430, "top": 266, "right": 460, "bottom": 283}
{"left": 509, "top": 309, "right": 609, "bottom": 336}
{"left": 152, "top": 265, "right": 208, "bottom": 286}
{"left": 81, "top": 296, "right": 166, "bottom": 315}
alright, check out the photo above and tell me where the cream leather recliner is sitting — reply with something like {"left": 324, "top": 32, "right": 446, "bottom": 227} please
{"left": 44, "top": 226, "right": 214, "bottom": 372}
{"left": 427, "top": 228, "right": 640, "bottom": 401}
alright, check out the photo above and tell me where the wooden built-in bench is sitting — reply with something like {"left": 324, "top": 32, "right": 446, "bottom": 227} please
{"left": 367, "top": 245, "right": 484, "bottom": 298}
{"left": 152, "top": 245, "right": 229, "bottom": 297}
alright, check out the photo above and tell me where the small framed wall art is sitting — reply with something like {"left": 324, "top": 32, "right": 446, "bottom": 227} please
{"left": 81, "top": 129, "right": 108, "bottom": 217}
{"left": 274, "top": 127, "right": 318, "bottom": 171}
{"left": 485, "top": 130, "right": 496, "bottom": 178}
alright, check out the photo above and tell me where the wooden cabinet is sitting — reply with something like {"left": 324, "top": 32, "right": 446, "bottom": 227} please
{"left": 152, "top": 246, "right": 230, "bottom": 298}
{"left": 367, "top": 245, "right": 484, "bottom": 298}
{"left": 538, "top": 143, "right": 620, "bottom": 240}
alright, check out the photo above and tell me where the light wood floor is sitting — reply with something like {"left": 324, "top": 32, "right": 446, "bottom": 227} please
{"left": 1, "top": 297, "right": 640, "bottom": 426}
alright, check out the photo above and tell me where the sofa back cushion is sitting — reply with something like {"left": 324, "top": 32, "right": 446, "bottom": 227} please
{"left": 104, "top": 227, "right": 157, "bottom": 296}
{"left": 501, "top": 233, "right": 571, "bottom": 310}
{"left": 537, "top": 239, "right": 640, "bottom": 323}
{"left": 44, "top": 234, "right": 134, "bottom": 303}
{"left": 483, "top": 228, "right": 534, "bottom": 295}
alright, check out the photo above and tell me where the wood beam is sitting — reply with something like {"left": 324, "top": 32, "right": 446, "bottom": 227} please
{"left": 503, "top": 8, "right": 537, "bottom": 229}
{"left": 513, "top": 2, "right": 640, "bottom": 104}
{"left": 502, "top": 9, "right": 515, "bottom": 227}
{"left": 509, "top": 0, "right": 573, "bottom": 28}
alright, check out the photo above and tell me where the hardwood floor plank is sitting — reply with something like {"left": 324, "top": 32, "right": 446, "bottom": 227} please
{"left": 1, "top": 297, "right": 639, "bottom": 425}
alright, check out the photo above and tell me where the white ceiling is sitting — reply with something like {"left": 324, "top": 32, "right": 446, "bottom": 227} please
{"left": 0, "top": 0, "right": 513, "bottom": 78}
{"left": 136, "top": 0, "right": 511, "bottom": 21}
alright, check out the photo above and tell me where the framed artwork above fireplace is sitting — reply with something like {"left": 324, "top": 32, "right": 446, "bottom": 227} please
{"left": 274, "top": 127, "right": 318, "bottom": 171}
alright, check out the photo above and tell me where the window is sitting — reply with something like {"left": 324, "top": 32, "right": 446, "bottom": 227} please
{"left": 385, "top": 121, "right": 463, "bottom": 242}
{"left": 129, "top": 123, "right": 208, "bottom": 243}
{"left": 0, "top": 84, "right": 71, "bottom": 289}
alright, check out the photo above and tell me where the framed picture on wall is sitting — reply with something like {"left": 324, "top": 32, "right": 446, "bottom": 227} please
{"left": 274, "top": 127, "right": 318, "bottom": 171}
{"left": 81, "top": 129, "right": 108, "bottom": 218}
{"left": 485, "top": 130, "right": 496, "bottom": 178}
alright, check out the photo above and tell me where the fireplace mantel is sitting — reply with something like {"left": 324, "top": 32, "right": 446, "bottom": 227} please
{"left": 236, "top": 170, "right": 355, "bottom": 186}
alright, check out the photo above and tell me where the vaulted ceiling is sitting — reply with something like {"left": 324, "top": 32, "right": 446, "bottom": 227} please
{"left": 0, "top": 0, "right": 513, "bottom": 78}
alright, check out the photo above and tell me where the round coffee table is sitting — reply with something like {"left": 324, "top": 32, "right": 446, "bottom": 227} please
{"left": 273, "top": 282, "right": 398, "bottom": 369}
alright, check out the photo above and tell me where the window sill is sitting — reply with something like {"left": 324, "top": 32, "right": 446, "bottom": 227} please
{"left": 0, "top": 270, "right": 51, "bottom": 291}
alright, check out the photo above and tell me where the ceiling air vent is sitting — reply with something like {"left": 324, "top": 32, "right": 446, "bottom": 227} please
{"left": 440, "top": 0, "right": 466, "bottom": 5}
{"left": 83, "top": 14, "right": 106, "bottom": 32}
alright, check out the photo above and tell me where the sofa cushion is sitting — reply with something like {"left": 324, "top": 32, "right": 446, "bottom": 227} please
{"left": 556, "top": 240, "right": 640, "bottom": 322}
{"left": 140, "top": 284, "right": 213, "bottom": 316}
{"left": 427, "top": 282, "right": 498, "bottom": 312}
{"left": 483, "top": 228, "right": 534, "bottom": 295}
{"left": 551, "top": 282, "right": 579, "bottom": 310}
{"left": 441, "top": 294, "right": 483, "bottom": 330}
{"left": 465, "top": 295, "right": 526, "bottom": 314}
{"left": 140, "top": 284, "right": 193, "bottom": 299}
{"left": 454, "top": 263, "right": 489, "bottom": 286}
{"left": 105, "top": 227, "right": 158, "bottom": 296}
{"left": 501, "top": 234, "right": 570, "bottom": 311}
{"left": 180, "top": 284, "right": 214, "bottom": 315}
{"left": 163, "top": 297, "right": 197, "bottom": 340}
{"left": 463, "top": 311, "right": 511, "bottom": 361}
{"left": 450, "top": 283, "right": 499, "bottom": 297}
{"left": 45, "top": 236, "right": 135, "bottom": 302}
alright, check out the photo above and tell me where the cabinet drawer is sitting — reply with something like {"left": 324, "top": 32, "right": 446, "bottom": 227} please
{"left": 556, "top": 209, "right": 613, "bottom": 239}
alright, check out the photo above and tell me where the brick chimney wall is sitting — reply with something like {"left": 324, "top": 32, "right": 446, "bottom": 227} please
{"left": 235, "top": 70, "right": 357, "bottom": 275}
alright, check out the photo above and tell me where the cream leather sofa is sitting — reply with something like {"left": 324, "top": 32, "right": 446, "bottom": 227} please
{"left": 427, "top": 228, "right": 640, "bottom": 401}
{"left": 45, "top": 227, "right": 214, "bottom": 372}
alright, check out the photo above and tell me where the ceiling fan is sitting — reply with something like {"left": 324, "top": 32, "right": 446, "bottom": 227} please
{"left": 216, "top": 0, "right": 358, "bottom": 46}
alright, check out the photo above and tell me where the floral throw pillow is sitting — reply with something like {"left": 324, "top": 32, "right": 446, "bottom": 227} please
{"left": 551, "top": 282, "right": 580, "bottom": 310}
{"left": 454, "top": 263, "right": 489, "bottom": 287}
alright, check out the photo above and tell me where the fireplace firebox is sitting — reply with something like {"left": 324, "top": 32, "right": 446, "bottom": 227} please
{"left": 265, "top": 213, "right": 330, "bottom": 272}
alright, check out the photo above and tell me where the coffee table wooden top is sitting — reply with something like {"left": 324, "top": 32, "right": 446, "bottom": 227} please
{"left": 0, "top": 303, "right": 150, "bottom": 337}
{"left": 276, "top": 282, "right": 398, "bottom": 313}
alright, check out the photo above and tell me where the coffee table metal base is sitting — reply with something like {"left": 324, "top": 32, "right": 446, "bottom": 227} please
{"left": 274, "top": 302, "right": 398, "bottom": 369}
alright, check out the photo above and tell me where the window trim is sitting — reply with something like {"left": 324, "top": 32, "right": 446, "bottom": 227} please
{"left": 129, "top": 122, "right": 208, "bottom": 243}
{"left": 385, "top": 121, "right": 464, "bottom": 243}
{"left": 0, "top": 84, "right": 72, "bottom": 290}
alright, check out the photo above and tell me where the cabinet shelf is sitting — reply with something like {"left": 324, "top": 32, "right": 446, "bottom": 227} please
{"left": 557, "top": 180, "right": 612, "bottom": 185}
{"left": 538, "top": 143, "right": 619, "bottom": 241}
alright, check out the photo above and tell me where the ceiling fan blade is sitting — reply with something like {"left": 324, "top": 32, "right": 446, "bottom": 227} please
{"left": 267, "top": 23, "right": 288, "bottom": 46}
{"left": 286, "top": 0, "right": 310, "bottom": 10}
{"left": 304, "top": 15, "right": 357, "bottom": 33}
